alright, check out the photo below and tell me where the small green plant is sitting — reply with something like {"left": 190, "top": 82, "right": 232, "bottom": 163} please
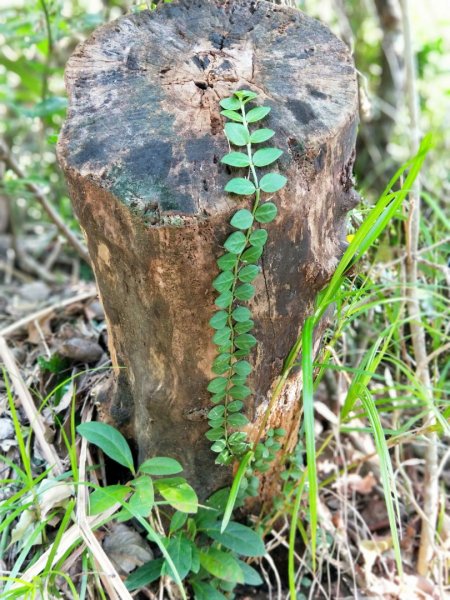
{"left": 76, "top": 422, "right": 265, "bottom": 598}
{"left": 206, "top": 89, "right": 286, "bottom": 466}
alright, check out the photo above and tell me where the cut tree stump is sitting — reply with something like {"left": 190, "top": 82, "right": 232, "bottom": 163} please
{"left": 58, "top": 0, "right": 358, "bottom": 498}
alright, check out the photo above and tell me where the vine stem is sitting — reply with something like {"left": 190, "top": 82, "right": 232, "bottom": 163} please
{"left": 221, "top": 99, "right": 261, "bottom": 458}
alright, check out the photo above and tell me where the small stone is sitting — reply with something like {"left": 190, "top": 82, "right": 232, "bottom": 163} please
{"left": 19, "top": 282, "right": 50, "bottom": 302}
{"left": 59, "top": 337, "right": 103, "bottom": 363}
{"left": 0, "top": 418, "right": 14, "bottom": 440}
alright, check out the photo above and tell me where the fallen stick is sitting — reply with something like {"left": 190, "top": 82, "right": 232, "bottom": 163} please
{"left": 0, "top": 335, "right": 64, "bottom": 475}
{"left": 0, "top": 289, "right": 97, "bottom": 337}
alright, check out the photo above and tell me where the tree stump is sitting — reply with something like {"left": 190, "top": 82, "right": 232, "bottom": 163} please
{"left": 58, "top": 0, "right": 358, "bottom": 498}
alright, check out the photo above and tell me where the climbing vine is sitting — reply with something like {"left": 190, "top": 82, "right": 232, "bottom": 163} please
{"left": 206, "top": 89, "right": 287, "bottom": 470}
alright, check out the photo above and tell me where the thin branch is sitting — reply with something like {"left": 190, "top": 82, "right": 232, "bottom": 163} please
{"left": 0, "top": 140, "right": 91, "bottom": 265}
{"left": 0, "top": 335, "right": 64, "bottom": 475}
{"left": 77, "top": 431, "right": 133, "bottom": 600}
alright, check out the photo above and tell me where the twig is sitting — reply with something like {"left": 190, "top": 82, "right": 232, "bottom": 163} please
{"left": 18, "top": 502, "right": 121, "bottom": 584}
{"left": 0, "top": 335, "right": 64, "bottom": 475}
{"left": 77, "top": 427, "right": 133, "bottom": 600}
{"left": 0, "top": 140, "right": 90, "bottom": 265}
{"left": 0, "top": 288, "right": 97, "bottom": 337}
{"left": 400, "top": 0, "right": 439, "bottom": 576}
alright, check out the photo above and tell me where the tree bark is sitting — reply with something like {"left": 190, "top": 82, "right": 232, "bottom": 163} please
{"left": 58, "top": 0, "right": 358, "bottom": 498}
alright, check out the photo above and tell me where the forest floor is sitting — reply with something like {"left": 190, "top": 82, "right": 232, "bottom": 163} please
{"left": 0, "top": 237, "right": 446, "bottom": 600}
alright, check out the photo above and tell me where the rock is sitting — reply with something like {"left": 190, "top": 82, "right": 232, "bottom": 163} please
{"left": 59, "top": 337, "right": 103, "bottom": 363}
{"left": 18, "top": 282, "right": 51, "bottom": 303}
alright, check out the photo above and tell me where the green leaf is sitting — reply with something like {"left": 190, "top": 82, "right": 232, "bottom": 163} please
{"left": 199, "top": 548, "right": 244, "bottom": 583}
{"left": 221, "top": 152, "right": 250, "bottom": 167}
{"left": 220, "top": 96, "right": 241, "bottom": 110}
{"left": 215, "top": 290, "right": 233, "bottom": 308}
{"left": 89, "top": 485, "right": 129, "bottom": 516}
{"left": 259, "top": 173, "right": 287, "bottom": 193}
{"left": 228, "top": 400, "right": 244, "bottom": 412}
{"left": 210, "top": 393, "right": 226, "bottom": 404}
{"left": 229, "top": 386, "right": 252, "bottom": 401}
{"left": 255, "top": 202, "right": 278, "bottom": 223}
{"left": 233, "top": 361, "right": 252, "bottom": 377}
{"left": 234, "top": 89, "right": 257, "bottom": 101}
{"left": 205, "top": 427, "right": 225, "bottom": 441}
{"left": 250, "top": 128, "right": 275, "bottom": 143}
{"left": 221, "top": 451, "right": 253, "bottom": 531}
{"left": 224, "top": 123, "right": 250, "bottom": 146}
{"left": 230, "top": 209, "right": 254, "bottom": 230}
{"left": 125, "top": 558, "right": 164, "bottom": 590}
{"left": 204, "top": 522, "right": 265, "bottom": 557}
{"left": 139, "top": 457, "right": 183, "bottom": 476}
{"left": 234, "top": 320, "right": 254, "bottom": 334}
{"left": 225, "top": 178, "right": 256, "bottom": 196}
{"left": 238, "top": 264, "right": 260, "bottom": 282}
{"left": 234, "top": 283, "right": 255, "bottom": 301}
{"left": 211, "top": 439, "right": 227, "bottom": 453}
{"left": 249, "top": 229, "right": 268, "bottom": 247}
{"left": 209, "top": 311, "right": 229, "bottom": 330}
{"left": 241, "top": 245, "right": 263, "bottom": 263}
{"left": 235, "top": 334, "right": 257, "bottom": 350}
{"left": 77, "top": 422, "right": 134, "bottom": 473}
{"left": 208, "top": 405, "right": 225, "bottom": 420}
{"left": 191, "top": 581, "right": 227, "bottom": 600}
{"left": 232, "top": 306, "right": 252, "bottom": 322}
{"left": 220, "top": 109, "right": 243, "bottom": 122}
{"left": 237, "top": 559, "right": 263, "bottom": 585}
{"left": 212, "top": 353, "right": 231, "bottom": 374}
{"left": 131, "top": 476, "right": 154, "bottom": 516}
{"left": 170, "top": 511, "right": 188, "bottom": 533}
{"left": 252, "top": 147, "right": 283, "bottom": 167}
{"left": 224, "top": 231, "right": 247, "bottom": 254}
{"left": 155, "top": 478, "right": 198, "bottom": 513}
{"left": 217, "top": 253, "right": 238, "bottom": 271}
{"left": 163, "top": 533, "right": 192, "bottom": 580}
{"left": 246, "top": 106, "right": 271, "bottom": 123}
{"left": 212, "top": 271, "right": 234, "bottom": 293}
{"left": 207, "top": 378, "right": 228, "bottom": 394}
{"left": 213, "top": 327, "right": 232, "bottom": 346}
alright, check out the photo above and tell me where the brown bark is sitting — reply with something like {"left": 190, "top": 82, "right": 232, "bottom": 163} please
{"left": 58, "top": 0, "right": 358, "bottom": 498}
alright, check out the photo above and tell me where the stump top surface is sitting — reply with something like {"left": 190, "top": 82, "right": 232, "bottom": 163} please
{"left": 58, "top": 0, "right": 357, "bottom": 220}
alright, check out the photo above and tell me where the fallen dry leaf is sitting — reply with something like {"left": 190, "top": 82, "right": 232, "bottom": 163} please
{"left": 103, "top": 523, "right": 153, "bottom": 575}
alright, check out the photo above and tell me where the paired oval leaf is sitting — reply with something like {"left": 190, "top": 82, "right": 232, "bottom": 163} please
{"left": 217, "top": 253, "right": 237, "bottom": 271}
{"left": 224, "top": 177, "right": 255, "bottom": 196}
{"left": 221, "top": 152, "right": 250, "bottom": 167}
{"left": 199, "top": 548, "right": 244, "bottom": 583}
{"left": 249, "top": 229, "right": 268, "bottom": 247}
{"left": 234, "top": 283, "right": 255, "bottom": 301}
{"left": 252, "top": 147, "right": 283, "bottom": 167}
{"left": 238, "top": 264, "right": 260, "bottom": 282}
{"left": 230, "top": 209, "right": 254, "bottom": 230}
{"left": 224, "top": 123, "right": 250, "bottom": 146}
{"left": 255, "top": 202, "right": 278, "bottom": 223}
{"left": 224, "top": 231, "right": 247, "bottom": 254}
{"left": 204, "top": 522, "right": 265, "bottom": 557}
{"left": 220, "top": 109, "right": 243, "bottom": 122}
{"left": 209, "top": 311, "right": 228, "bottom": 330}
{"left": 250, "top": 128, "right": 275, "bottom": 143}
{"left": 246, "top": 106, "right": 271, "bottom": 123}
{"left": 212, "top": 271, "right": 234, "bottom": 292}
{"left": 220, "top": 96, "right": 241, "bottom": 110}
{"left": 259, "top": 172, "right": 287, "bottom": 193}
